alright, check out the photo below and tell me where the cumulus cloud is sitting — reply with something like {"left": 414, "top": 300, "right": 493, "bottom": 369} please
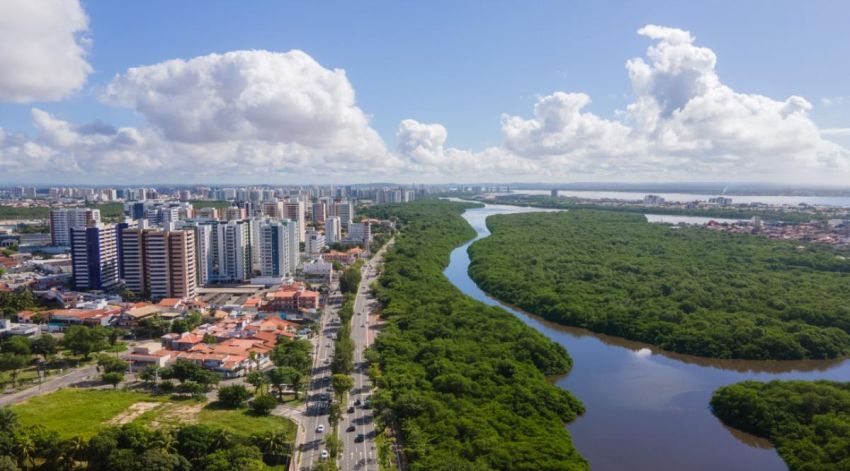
{"left": 0, "top": 0, "right": 91, "bottom": 102}
{"left": 2, "top": 24, "right": 848, "bottom": 183}
{"left": 493, "top": 24, "right": 850, "bottom": 180}
{"left": 1, "top": 50, "right": 403, "bottom": 182}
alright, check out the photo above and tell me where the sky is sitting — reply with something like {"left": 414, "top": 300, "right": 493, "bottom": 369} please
{"left": 1, "top": 0, "right": 849, "bottom": 185}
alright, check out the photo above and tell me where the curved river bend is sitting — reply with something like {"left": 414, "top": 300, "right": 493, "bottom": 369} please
{"left": 443, "top": 203, "right": 850, "bottom": 471}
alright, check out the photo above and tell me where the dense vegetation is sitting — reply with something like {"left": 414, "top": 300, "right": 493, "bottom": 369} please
{"left": 0, "top": 405, "right": 292, "bottom": 470}
{"left": 494, "top": 194, "right": 824, "bottom": 223}
{"left": 711, "top": 380, "right": 850, "bottom": 470}
{"left": 364, "top": 200, "right": 587, "bottom": 470}
{"left": 468, "top": 211, "right": 850, "bottom": 360}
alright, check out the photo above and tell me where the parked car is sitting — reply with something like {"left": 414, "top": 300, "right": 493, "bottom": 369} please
{"left": 354, "top": 398, "right": 361, "bottom": 406}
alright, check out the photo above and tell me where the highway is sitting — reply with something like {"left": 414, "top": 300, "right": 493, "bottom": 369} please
{"left": 338, "top": 241, "right": 392, "bottom": 471}
{"left": 300, "top": 291, "right": 337, "bottom": 470}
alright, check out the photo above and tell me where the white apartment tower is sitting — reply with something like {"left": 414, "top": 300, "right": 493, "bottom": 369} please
{"left": 259, "top": 219, "right": 299, "bottom": 277}
{"left": 50, "top": 208, "right": 101, "bottom": 246}
{"left": 325, "top": 217, "right": 341, "bottom": 245}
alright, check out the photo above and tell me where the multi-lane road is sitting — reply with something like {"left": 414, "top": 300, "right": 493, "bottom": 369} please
{"left": 300, "top": 287, "right": 338, "bottom": 469}
{"left": 301, "top": 239, "right": 392, "bottom": 470}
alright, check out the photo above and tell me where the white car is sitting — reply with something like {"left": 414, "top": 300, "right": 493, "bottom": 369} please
{"left": 316, "top": 424, "right": 325, "bottom": 433}
{"left": 320, "top": 449, "right": 329, "bottom": 460}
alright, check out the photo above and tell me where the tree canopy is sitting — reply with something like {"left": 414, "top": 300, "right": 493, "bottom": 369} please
{"left": 711, "top": 380, "right": 850, "bottom": 471}
{"left": 364, "top": 200, "right": 586, "bottom": 470}
{"left": 469, "top": 211, "right": 850, "bottom": 360}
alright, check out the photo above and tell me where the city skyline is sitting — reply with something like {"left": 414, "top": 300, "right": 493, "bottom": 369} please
{"left": 1, "top": 1, "right": 849, "bottom": 185}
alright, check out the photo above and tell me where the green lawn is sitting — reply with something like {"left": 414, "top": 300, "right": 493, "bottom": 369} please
{"left": 10, "top": 388, "right": 296, "bottom": 442}
{"left": 11, "top": 389, "right": 168, "bottom": 439}
{"left": 197, "top": 403, "right": 296, "bottom": 438}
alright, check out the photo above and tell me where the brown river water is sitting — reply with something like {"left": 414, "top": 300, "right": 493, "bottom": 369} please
{"left": 443, "top": 202, "right": 850, "bottom": 471}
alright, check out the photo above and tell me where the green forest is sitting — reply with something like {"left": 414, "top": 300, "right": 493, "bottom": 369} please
{"left": 364, "top": 200, "right": 587, "bottom": 470}
{"left": 468, "top": 211, "right": 850, "bottom": 360}
{"left": 711, "top": 380, "right": 850, "bottom": 470}
{"left": 493, "top": 194, "right": 822, "bottom": 223}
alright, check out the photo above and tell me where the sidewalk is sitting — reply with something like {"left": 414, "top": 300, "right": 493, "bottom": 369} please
{"left": 0, "top": 364, "right": 98, "bottom": 407}
{"left": 273, "top": 402, "right": 308, "bottom": 471}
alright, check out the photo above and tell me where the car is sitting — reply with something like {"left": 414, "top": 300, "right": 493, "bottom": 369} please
{"left": 346, "top": 425, "right": 356, "bottom": 432}
{"left": 347, "top": 406, "right": 355, "bottom": 413}
{"left": 320, "top": 449, "right": 329, "bottom": 460}
{"left": 316, "top": 424, "right": 325, "bottom": 433}
{"left": 360, "top": 324, "right": 365, "bottom": 327}
{"left": 354, "top": 398, "right": 361, "bottom": 406}
{"left": 324, "top": 358, "right": 330, "bottom": 364}
{"left": 354, "top": 433, "right": 365, "bottom": 443}
{"left": 325, "top": 387, "right": 333, "bottom": 393}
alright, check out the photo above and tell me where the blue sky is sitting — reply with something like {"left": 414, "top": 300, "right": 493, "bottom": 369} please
{"left": 1, "top": 1, "right": 849, "bottom": 184}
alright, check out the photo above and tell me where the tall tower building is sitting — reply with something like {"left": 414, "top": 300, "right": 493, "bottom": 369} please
{"left": 70, "top": 224, "right": 120, "bottom": 291}
{"left": 259, "top": 219, "right": 299, "bottom": 277}
{"left": 50, "top": 208, "right": 101, "bottom": 246}
{"left": 311, "top": 202, "right": 327, "bottom": 223}
{"left": 325, "top": 217, "right": 341, "bottom": 245}
{"left": 126, "top": 230, "right": 197, "bottom": 300}
{"left": 121, "top": 228, "right": 148, "bottom": 295}
{"left": 333, "top": 201, "right": 354, "bottom": 229}
{"left": 284, "top": 201, "right": 307, "bottom": 242}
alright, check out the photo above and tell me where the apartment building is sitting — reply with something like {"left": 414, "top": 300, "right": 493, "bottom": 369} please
{"left": 121, "top": 229, "right": 197, "bottom": 300}
{"left": 259, "top": 219, "right": 299, "bottom": 277}
{"left": 333, "top": 201, "right": 354, "bottom": 229}
{"left": 347, "top": 222, "right": 372, "bottom": 245}
{"left": 50, "top": 208, "right": 101, "bottom": 246}
{"left": 283, "top": 200, "right": 306, "bottom": 242}
{"left": 70, "top": 224, "right": 120, "bottom": 290}
{"left": 311, "top": 202, "right": 327, "bottom": 223}
{"left": 306, "top": 229, "right": 326, "bottom": 256}
{"left": 194, "top": 220, "right": 251, "bottom": 284}
{"left": 325, "top": 217, "right": 341, "bottom": 244}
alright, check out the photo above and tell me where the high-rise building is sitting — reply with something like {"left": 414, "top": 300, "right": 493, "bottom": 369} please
{"left": 284, "top": 201, "right": 307, "bottom": 242}
{"left": 261, "top": 201, "right": 285, "bottom": 219}
{"left": 224, "top": 206, "right": 245, "bottom": 221}
{"left": 325, "top": 217, "right": 341, "bottom": 245}
{"left": 144, "top": 230, "right": 197, "bottom": 300}
{"left": 70, "top": 224, "right": 120, "bottom": 291}
{"left": 347, "top": 222, "right": 372, "bottom": 245}
{"left": 333, "top": 201, "right": 354, "bottom": 229}
{"left": 311, "top": 202, "right": 327, "bottom": 223}
{"left": 50, "top": 208, "right": 101, "bottom": 246}
{"left": 121, "top": 228, "right": 147, "bottom": 295}
{"left": 194, "top": 220, "right": 251, "bottom": 284}
{"left": 259, "top": 219, "right": 299, "bottom": 277}
{"left": 306, "top": 229, "right": 326, "bottom": 256}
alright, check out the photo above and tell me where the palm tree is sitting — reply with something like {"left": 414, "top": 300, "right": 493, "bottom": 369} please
{"left": 151, "top": 429, "right": 177, "bottom": 455}
{"left": 0, "top": 407, "right": 18, "bottom": 434}
{"left": 253, "top": 431, "right": 292, "bottom": 466}
{"left": 13, "top": 434, "right": 36, "bottom": 469}
{"left": 52, "top": 436, "right": 86, "bottom": 471}
{"left": 210, "top": 429, "right": 232, "bottom": 450}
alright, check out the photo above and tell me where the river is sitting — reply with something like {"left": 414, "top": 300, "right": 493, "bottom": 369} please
{"left": 443, "top": 202, "right": 850, "bottom": 471}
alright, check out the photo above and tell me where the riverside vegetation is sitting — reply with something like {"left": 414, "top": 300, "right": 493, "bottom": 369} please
{"left": 364, "top": 200, "right": 587, "bottom": 471}
{"left": 711, "top": 380, "right": 850, "bottom": 470}
{"left": 468, "top": 211, "right": 850, "bottom": 360}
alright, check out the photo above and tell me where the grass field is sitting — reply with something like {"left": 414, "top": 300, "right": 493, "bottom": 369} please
{"left": 11, "top": 389, "right": 295, "bottom": 441}
{"left": 11, "top": 389, "right": 168, "bottom": 438}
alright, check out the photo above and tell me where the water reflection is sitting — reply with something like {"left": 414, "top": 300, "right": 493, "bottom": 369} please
{"left": 443, "top": 201, "right": 850, "bottom": 471}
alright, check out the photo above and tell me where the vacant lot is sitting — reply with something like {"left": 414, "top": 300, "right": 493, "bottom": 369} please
{"left": 11, "top": 389, "right": 168, "bottom": 438}
{"left": 11, "top": 388, "right": 295, "bottom": 441}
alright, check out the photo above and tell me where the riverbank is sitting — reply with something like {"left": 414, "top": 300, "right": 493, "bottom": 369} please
{"left": 445, "top": 201, "right": 850, "bottom": 471}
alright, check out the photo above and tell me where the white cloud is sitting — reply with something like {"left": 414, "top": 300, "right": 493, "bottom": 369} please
{"left": 2, "top": 24, "right": 848, "bottom": 184}
{"left": 0, "top": 0, "right": 91, "bottom": 102}
{"left": 489, "top": 24, "right": 850, "bottom": 181}
{"left": 1, "top": 50, "right": 405, "bottom": 182}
